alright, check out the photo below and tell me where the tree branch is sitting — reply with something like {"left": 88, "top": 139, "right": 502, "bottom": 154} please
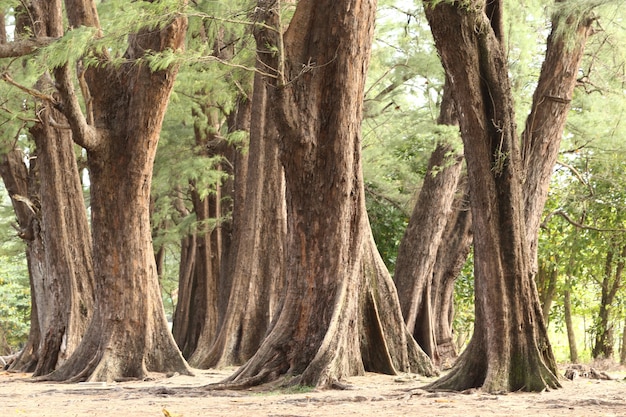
{"left": 542, "top": 210, "right": 626, "bottom": 233}
{"left": 0, "top": 37, "right": 56, "bottom": 58}
{"left": 53, "top": 64, "right": 101, "bottom": 150}
{"left": 1, "top": 73, "right": 56, "bottom": 103}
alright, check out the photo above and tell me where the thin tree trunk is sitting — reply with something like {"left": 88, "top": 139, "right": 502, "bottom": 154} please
{"left": 564, "top": 284, "right": 578, "bottom": 363}
{"left": 592, "top": 245, "right": 625, "bottom": 359}
{"left": 619, "top": 318, "right": 626, "bottom": 365}
{"left": 537, "top": 261, "right": 559, "bottom": 325}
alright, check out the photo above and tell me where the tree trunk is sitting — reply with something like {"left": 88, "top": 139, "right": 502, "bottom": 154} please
{"left": 536, "top": 261, "right": 559, "bottom": 325}
{"left": 430, "top": 185, "right": 472, "bottom": 367}
{"left": 213, "top": 0, "right": 434, "bottom": 389}
{"left": 43, "top": 0, "right": 190, "bottom": 382}
{"left": 619, "top": 319, "right": 626, "bottom": 365}
{"left": 4, "top": 1, "right": 94, "bottom": 375}
{"left": 592, "top": 245, "right": 625, "bottom": 359}
{"left": 564, "top": 284, "right": 578, "bottom": 363}
{"left": 172, "top": 103, "right": 225, "bottom": 359}
{"left": 192, "top": 22, "right": 286, "bottom": 367}
{"left": 0, "top": 149, "right": 44, "bottom": 372}
{"left": 424, "top": 0, "right": 559, "bottom": 392}
{"left": 393, "top": 142, "right": 463, "bottom": 362}
{"left": 219, "top": 95, "right": 251, "bottom": 320}
{"left": 29, "top": 87, "right": 95, "bottom": 376}
{"left": 394, "top": 74, "right": 465, "bottom": 365}
{"left": 521, "top": 6, "right": 594, "bottom": 276}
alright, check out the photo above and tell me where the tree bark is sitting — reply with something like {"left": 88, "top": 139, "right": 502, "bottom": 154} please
{"left": 521, "top": 6, "right": 594, "bottom": 277}
{"left": 564, "top": 283, "right": 578, "bottom": 363}
{"left": 192, "top": 16, "right": 286, "bottom": 367}
{"left": 393, "top": 143, "right": 463, "bottom": 362}
{"left": 43, "top": 0, "right": 190, "bottom": 382}
{"left": 212, "top": 0, "right": 434, "bottom": 389}
{"left": 28, "top": 85, "right": 95, "bottom": 376}
{"left": 430, "top": 185, "right": 472, "bottom": 367}
{"left": 424, "top": 0, "right": 560, "bottom": 392}
{"left": 0, "top": 149, "right": 44, "bottom": 372}
{"left": 172, "top": 103, "right": 225, "bottom": 359}
{"left": 592, "top": 245, "right": 625, "bottom": 359}
{"left": 393, "top": 74, "right": 465, "bottom": 365}
{"left": 3, "top": 0, "right": 94, "bottom": 375}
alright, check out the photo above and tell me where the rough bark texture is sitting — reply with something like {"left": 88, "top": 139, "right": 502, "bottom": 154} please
{"left": 430, "top": 185, "right": 472, "bottom": 367}
{"left": 424, "top": 0, "right": 560, "bottom": 392}
{"left": 192, "top": 21, "right": 286, "bottom": 367}
{"left": 393, "top": 143, "right": 463, "bottom": 361}
{"left": 3, "top": 0, "right": 94, "bottom": 375}
{"left": 212, "top": 0, "right": 434, "bottom": 389}
{"left": 43, "top": 0, "right": 190, "bottom": 382}
{"left": 536, "top": 261, "right": 559, "bottom": 324}
{"left": 0, "top": 149, "right": 44, "bottom": 372}
{"left": 592, "top": 246, "right": 625, "bottom": 359}
{"left": 393, "top": 75, "right": 464, "bottom": 365}
{"left": 172, "top": 104, "right": 225, "bottom": 359}
{"left": 29, "top": 90, "right": 95, "bottom": 377}
{"left": 521, "top": 6, "right": 594, "bottom": 276}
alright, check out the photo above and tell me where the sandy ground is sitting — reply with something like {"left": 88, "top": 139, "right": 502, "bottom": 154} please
{"left": 2, "top": 367, "right": 626, "bottom": 417}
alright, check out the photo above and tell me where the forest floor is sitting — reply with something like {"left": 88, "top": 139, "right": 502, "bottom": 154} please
{"left": 2, "top": 364, "right": 626, "bottom": 417}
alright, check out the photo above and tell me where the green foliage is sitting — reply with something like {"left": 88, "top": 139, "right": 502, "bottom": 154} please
{"left": 0, "top": 257, "right": 29, "bottom": 350}
{"left": 0, "top": 185, "right": 29, "bottom": 351}
{"left": 453, "top": 250, "right": 475, "bottom": 350}
{"left": 37, "top": 26, "right": 99, "bottom": 69}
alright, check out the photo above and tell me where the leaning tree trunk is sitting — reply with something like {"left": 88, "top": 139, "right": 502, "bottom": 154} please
{"left": 394, "top": 75, "right": 463, "bottom": 364}
{"left": 430, "top": 184, "right": 472, "bottom": 367}
{"left": 424, "top": 0, "right": 560, "bottom": 392}
{"left": 521, "top": 5, "right": 594, "bottom": 276}
{"left": 213, "top": 0, "right": 434, "bottom": 389}
{"left": 393, "top": 142, "right": 463, "bottom": 362}
{"left": 43, "top": 0, "right": 190, "bottom": 382}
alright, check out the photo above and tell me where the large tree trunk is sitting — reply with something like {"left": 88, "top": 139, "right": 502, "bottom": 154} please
{"left": 423, "top": 0, "right": 560, "bottom": 392}
{"left": 192, "top": 25, "right": 286, "bottom": 367}
{"left": 0, "top": 149, "right": 44, "bottom": 372}
{"left": 212, "top": 0, "right": 434, "bottom": 389}
{"left": 43, "top": 0, "right": 190, "bottom": 382}
{"left": 29, "top": 87, "right": 95, "bottom": 376}
{"left": 4, "top": 1, "right": 94, "bottom": 374}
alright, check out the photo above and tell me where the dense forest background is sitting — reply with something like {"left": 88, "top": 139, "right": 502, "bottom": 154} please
{"left": 1, "top": 0, "right": 626, "bottom": 389}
